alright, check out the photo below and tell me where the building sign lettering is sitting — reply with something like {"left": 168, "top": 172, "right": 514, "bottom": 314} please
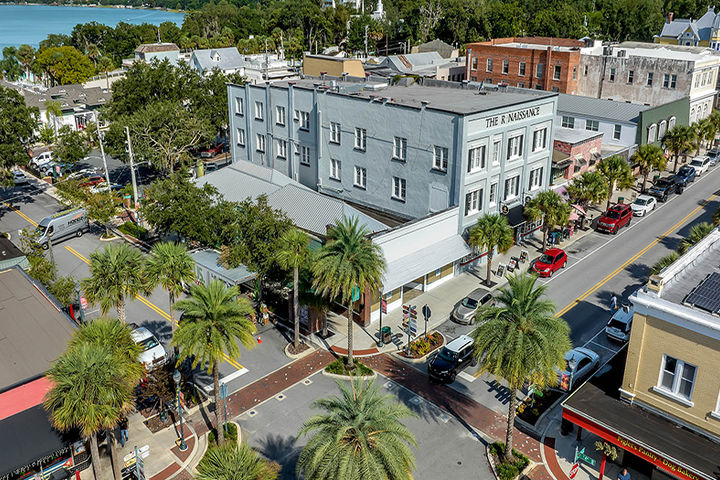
{"left": 485, "top": 106, "right": 541, "bottom": 128}
{"left": 617, "top": 436, "right": 700, "bottom": 480}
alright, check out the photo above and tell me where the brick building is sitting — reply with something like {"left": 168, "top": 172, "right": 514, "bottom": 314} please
{"left": 552, "top": 127, "right": 603, "bottom": 183}
{"left": 465, "top": 37, "right": 583, "bottom": 93}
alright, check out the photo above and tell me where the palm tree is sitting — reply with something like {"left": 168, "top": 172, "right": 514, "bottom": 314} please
{"left": 97, "top": 56, "right": 115, "bottom": 91}
{"left": 45, "top": 342, "right": 139, "bottom": 480}
{"left": 44, "top": 99, "right": 63, "bottom": 138}
{"left": 596, "top": 155, "right": 635, "bottom": 210}
{"left": 196, "top": 443, "right": 278, "bottom": 480}
{"left": 712, "top": 206, "right": 720, "bottom": 227}
{"left": 68, "top": 318, "right": 143, "bottom": 480}
{"left": 81, "top": 243, "right": 148, "bottom": 323}
{"left": 678, "top": 222, "right": 714, "bottom": 254}
{"left": 297, "top": 378, "right": 417, "bottom": 480}
{"left": 524, "top": 191, "right": 571, "bottom": 252}
{"left": 689, "top": 122, "right": 704, "bottom": 155}
{"left": 663, "top": 125, "right": 691, "bottom": 173}
{"left": 650, "top": 252, "right": 680, "bottom": 275}
{"left": 471, "top": 273, "right": 571, "bottom": 462}
{"left": 697, "top": 117, "right": 715, "bottom": 150}
{"left": 469, "top": 214, "right": 514, "bottom": 286}
{"left": 311, "top": 217, "right": 385, "bottom": 367}
{"left": 86, "top": 43, "right": 100, "bottom": 69}
{"left": 275, "top": 228, "right": 311, "bottom": 351}
{"left": 17, "top": 44, "right": 35, "bottom": 81}
{"left": 708, "top": 110, "right": 720, "bottom": 149}
{"left": 631, "top": 144, "right": 667, "bottom": 193}
{"left": 566, "top": 171, "right": 607, "bottom": 207}
{"left": 173, "top": 280, "right": 256, "bottom": 444}
{"left": 145, "top": 242, "right": 195, "bottom": 355}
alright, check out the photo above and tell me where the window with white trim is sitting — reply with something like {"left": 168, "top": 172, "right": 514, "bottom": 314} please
{"left": 648, "top": 124, "right": 657, "bottom": 143}
{"left": 330, "top": 158, "right": 341, "bottom": 180}
{"left": 657, "top": 355, "right": 696, "bottom": 402}
{"left": 647, "top": 72, "right": 654, "bottom": 86}
{"left": 489, "top": 182, "right": 498, "bottom": 205}
{"left": 330, "top": 122, "right": 341, "bottom": 144}
{"left": 669, "top": 116, "right": 676, "bottom": 130}
{"left": 300, "top": 111, "right": 310, "bottom": 130}
{"left": 519, "top": 62, "right": 526, "bottom": 76}
{"left": 532, "top": 128, "right": 547, "bottom": 152}
{"left": 293, "top": 109, "right": 300, "bottom": 121}
{"left": 256, "top": 133, "right": 265, "bottom": 152}
{"left": 528, "top": 166, "right": 543, "bottom": 190}
{"left": 464, "top": 188, "right": 483, "bottom": 216}
{"left": 585, "top": 119, "right": 599, "bottom": 132}
{"left": 492, "top": 140, "right": 501, "bottom": 165}
{"left": 393, "top": 137, "right": 407, "bottom": 161}
{"left": 609, "top": 68, "right": 616, "bottom": 82}
{"left": 663, "top": 74, "right": 677, "bottom": 89}
{"left": 471, "top": 57, "right": 478, "bottom": 70}
{"left": 236, "top": 128, "right": 245, "bottom": 146}
{"left": 502, "top": 60, "right": 509, "bottom": 75}
{"left": 658, "top": 120, "right": 667, "bottom": 139}
{"left": 507, "top": 134, "right": 524, "bottom": 160}
{"left": 467, "top": 145, "right": 486, "bottom": 173}
{"left": 433, "top": 146, "right": 448, "bottom": 171}
{"left": 235, "top": 97, "right": 244, "bottom": 115}
{"left": 553, "top": 65, "right": 561, "bottom": 80}
{"left": 275, "top": 106, "right": 285, "bottom": 126}
{"left": 486, "top": 58, "right": 493, "bottom": 72}
{"left": 562, "top": 116, "right": 575, "bottom": 128}
{"left": 392, "top": 177, "right": 406, "bottom": 201}
{"left": 276, "top": 139, "right": 287, "bottom": 159}
{"left": 299, "top": 145, "right": 311, "bottom": 165}
{"left": 354, "top": 166, "right": 366, "bottom": 188}
{"left": 628, "top": 70, "right": 634, "bottom": 84}
{"left": 254, "top": 101, "right": 264, "bottom": 120}
{"left": 613, "top": 124, "right": 622, "bottom": 140}
{"left": 354, "top": 127, "right": 366, "bottom": 151}
{"left": 503, "top": 175, "right": 520, "bottom": 200}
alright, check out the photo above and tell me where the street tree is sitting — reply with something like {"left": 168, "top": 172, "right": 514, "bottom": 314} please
{"left": 471, "top": 273, "right": 570, "bottom": 462}
{"left": 566, "top": 171, "right": 607, "bottom": 207}
{"left": 631, "top": 144, "right": 667, "bottom": 193}
{"left": 696, "top": 117, "right": 715, "bottom": 150}
{"left": 173, "top": 280, "right": 256, "bottom": 444}
{"left": 197, "top": 443, "right": 279, "bottom": 480}
{"left": 1, "top": 47, "right": 23, "bottom": 81}
{"left": 596, "top": 155, "right": 635, "bottom": 210}
{"left": 469, "top": 214, "right": 514, "bottom": 286}
{"left": 0, "top": 85, "right": 38, "bottom": 186}
{"left": 19, "top": 228, "right": 76, "bottom": 306}
{"left": 524, "top": 191, "right": 571, "bottom": 251}
{"left": 297, "top": 378, "right": 417, "bottom": 480}
{"left": 275, "top": 228, "right": 311, "bottom": 351}
{"left": 34, "top": 46, "right": 94, "bottom": 86}
{"left": 311, "top": 217, "right": 385, "bottom": 367}
{"left": 55, "top": 125, "right": 91, "bottom": 165}
{"left": 44, "top": 99, "right": 63, "bottom": 137}
{"left": 96, "top": 56, "right": 115, "bottom": 91}
{"left": 85, "top": 191, "right": 121, "bottom": 238}
{"left": 662, "top": 125, "right": 691, "bottom": 173}
{"left": 651, "top": 252, "right": 679, "bottom": 275}
{"left": 678, "top": 222, "right": 714, "bottom": 254}
{"left": 17, "top": 44, "right": 35, "bottom": 80}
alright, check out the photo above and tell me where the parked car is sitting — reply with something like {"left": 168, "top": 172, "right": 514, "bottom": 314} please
{"left": 605, "top": 304, "right": 633, "bottom": 343}
{"left": 130, "top": 326, "right": 168, "bottom": 371}
{"left": 674, "top": 165, "right": 697, "bottom": 186}
{"left": 31, "top": 151, "right": 53, "bottom": 168}
{"left": 200, "top": 143, "right": 227, "bottom": 158}
{"left": 40, "top": 162, "right": 74, "bottom": 177}
{"left": 596, "top": 203, "right": 633, "bottom": 234}
{"left": 12, "top": 171, "right": 29, "bottom": 187}
{"left": 89, "top": 182, "right": 123, "bottom": 194}
{"left": 35, "top": 208, "right": 88, "bottom": 248}
{"left": 630, "top": 195, "right": 656, "bottom": 217}
{"left": 532, "top": 248, "right": 567, "bottom": 277}
{"left": 648, "top": 176, "right": 683, "bottom": 202}
{"left": 451, "top": 287, "right": 493, "bottom": 325}
{"left": 68, "top": 168, "right": 102, "bottom": 180}
{"left": 427, "top": 335, "right": 477, "bottom": 383}
{"left": 689, "top": 156, "right": 710, "bottom": 176}
{"left": 707, "top": 149, "right": 719, "bottom": 166}
{"left": 79, "top": 174, "right": 106, "bottom": 188}
{"left": 556, "top": 347, "right": 600, "bottom": 391}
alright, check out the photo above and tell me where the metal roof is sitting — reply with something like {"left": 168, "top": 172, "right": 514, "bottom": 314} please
{"left": 190, "top": 249, "right": 256, "bottom": 285}
{"left": 556, "top": 93, "right": 649, "bottom": 124}
{"left": 553, "top": 127, "right": 603, "bottom": 144}
{"left": 192, "top": 47, "right": 244, "bottom": 72}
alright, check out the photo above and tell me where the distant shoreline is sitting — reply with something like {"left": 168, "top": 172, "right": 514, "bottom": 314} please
{"left": 0, "top": 3, "right": 185, "bottom": 13}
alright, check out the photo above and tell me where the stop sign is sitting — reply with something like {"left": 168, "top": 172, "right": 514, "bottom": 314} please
{"left": 569, "top": 463, "right": 579, "bottom": 480}
{"left": 80, "top": 297, "right": 88, "bottom": 310}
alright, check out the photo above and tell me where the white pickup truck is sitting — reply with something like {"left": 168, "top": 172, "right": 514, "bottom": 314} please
{"left": 605, "top": 304, "right": 633, "bottom": 343}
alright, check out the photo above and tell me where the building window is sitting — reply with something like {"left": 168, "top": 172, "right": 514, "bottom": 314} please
{"left": 236, "top": 128, "right": 245, "bottom": 146}
{"left": 562, "top": 116, "right": 575, "bottom": 128}
{"left": 663, "top": 74, "right": 677, "bottom": 89}
{"left": 551, "top": 86, "right": 559, "bottom": 92}
{"left": 467, "top": 145, "right": 486, "bottom": 173}
{"left": 275, "top": 106, "right": 285, "bottom": 126}
{"left": 628, "top": 70, "right": 634, "bottom": 84}
{"left": 493, "top": 140, "right": 501, "bottom": 165}
{"left": 433, "top": 146, "right": 448, "bottom": 171}
{"left": 235, "top": 96, "right": 244, "bottom": 115}
{"left": 293, "top": 109, "right": 300, "bottom": 121}
{"left": 354, "top": 166, "right": 366, "bottom": 188}
{"left": 585, "top": 119, "right": 599, "bottom": 132}
{"left": 553, "top": 65, "right": 561, "bottom": 81}
{"left": 519, "top": 62, "right": 526, "bottom": 76}
{"left": 518, "top": 82, "right": 525, "bottom": 88}
{"left": 647, "top": 72, "right": 654, "bottom": 86}
{"left": 471, "top": 57, "right": 478, "bottom": 70}
{"left": 330, "top": 122, "right": 341, "bottom": 144}
{"left": 256, "top": 133, "right": 265, "bottom": 152}
{"left": 465, "top": 188, "right": 483, "bottom": 216}
{"left": 486, "top": 58, "right": 493, "bottom": 72}
{"left": 507, "top": 134, "right": 524, "bottom": 160}
{"left": 648, "top": 124, "right": 657, "bottom": 143}
{"left": 532, "top": 128, "right": 547, "bottom": 151}
{"left": 528, "top": 166, "right": 543, "bottom": 190}
{"left": 613, "top": 124, "right": 622, "bottom": 140}
{"left": 393, "top": 136, "right": 407, "bottom": 161}
{"left": 276, "top": 139, "right": 287, "bottom": 159}
{"left": 658, "top": 120, "right": 667, "bottom": 139}
{"left": 354, "top": 127, "right": 366, "bottom": 151}
{"left": 254, "top": 101, "right": 263, "bottom": 120}
{"left": 609, "top": 68, "right": 616, "bottom": 82}
{"left": 572, "top": 66, "right": 577, "bottom": 80}
{"left": 502, "top": 60, "right": 509, "bottom": 75}
{"left": 536, "top": 63, "right": 544, "bottom": 78}
{"left": 584, "top": 65, "right": 588, "bottom": 76}
{"left": 658, "top": 355, "right": 696, "bottom": 402}
{"left": 489, "top": 182, "right": 498, "bottom": 205}
{"left": 392, "top": 177, "right": 406, "bottom": 201}
{"left": 503, "top": 175, "right": 520, "bottom": 200}
{"left": 299, "top": 111, "right": 310, "bottom": 130}
{"left": 668, "top": 116, "right": 676, "bottom": 130}
{"left": 330, "top": 158, "right": 341, "bottom": 180}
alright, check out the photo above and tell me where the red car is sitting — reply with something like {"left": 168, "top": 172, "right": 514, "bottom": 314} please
{"left": 596, "top": 203, "right": 632, "bottom": 234}
{"left": 532, "top": 248, "right": 568, "bottom": 277}
{"left": 79, "top": 175, "right": 106, "bottom": 188}
{"left": 200, "top": 143, "right": 227, "bottom": 158}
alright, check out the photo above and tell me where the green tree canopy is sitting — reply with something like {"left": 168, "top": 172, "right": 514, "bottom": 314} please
{"left": 197, "top": 443, "right": 279, "bottom": 480}
{"left": 55, "top": 125, "right": 91, "bottom": 165}
{"left": 596, "top": 155, "right": 635, "bottom": 209}
{"left": 631, "top": 144, "right": 667, "bottom": 192}
{"left": 0, "top": 85, "right": 38, "bottom": 186}
{"left": 469, "top": 214, "right": 514, "bottom": 287}
{"left": 524, "top": 191, "right": 571, "bottom": 251}
{"left": 275, "top": 228, "right": 311, "bottom": 350}
{"left": 34, "top": 46, "right": 94, "bottom": 86}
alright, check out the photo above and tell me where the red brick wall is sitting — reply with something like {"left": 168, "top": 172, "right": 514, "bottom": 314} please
{"left": 553, "top": 136, "right": 603, "bottom": 179}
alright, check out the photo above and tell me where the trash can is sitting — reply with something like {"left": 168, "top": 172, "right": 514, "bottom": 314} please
{"left": 617, "top": 196, "right": 624, "bottom": 204}
{"left": 381, "top": 326, "right": 391, "bottom": 344}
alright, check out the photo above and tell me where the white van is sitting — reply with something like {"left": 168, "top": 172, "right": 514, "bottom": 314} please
{"left": 35, "top": 208, "right": 89, "bottom": 248}
{"left": 31, "top": 151, "right": 53, "bottom": 168}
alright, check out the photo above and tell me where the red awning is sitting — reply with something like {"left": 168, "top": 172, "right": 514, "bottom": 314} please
{"left": 0, "top": 377, "right": 53, "bottom": 421}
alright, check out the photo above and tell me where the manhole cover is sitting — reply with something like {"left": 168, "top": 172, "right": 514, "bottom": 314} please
{"left": 275, "top": 394, "right": 286, "bottom": 401}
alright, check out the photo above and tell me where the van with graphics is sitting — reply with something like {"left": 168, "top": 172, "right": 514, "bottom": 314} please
{"left": 36, "top": 208, "right": 89, "bottom": 248}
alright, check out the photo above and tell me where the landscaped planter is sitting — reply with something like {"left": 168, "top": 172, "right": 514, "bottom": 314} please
{"left": 486, "top": 442, "right": 531, "bottom": 480}
{"left": 323, "top": 357, "right": 377, "bottom": 381}
{"left": 514, "top": 388, "right": 566, "bottom": 434}
{"left": 393, "top": 331, "right": 445, "bottom": 364}
{"left": 283, "top": 342, "right": 315, "bottom": 359}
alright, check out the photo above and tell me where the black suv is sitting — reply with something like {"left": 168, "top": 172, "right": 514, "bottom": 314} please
{"left": 648, "top": 176, "right": 683, "bottom": 202}
{"left": 428, "top": 335, "right": 476, "bottom": 383}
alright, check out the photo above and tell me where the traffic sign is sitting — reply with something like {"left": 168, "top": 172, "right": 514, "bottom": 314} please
{"left": 575, "top": 447, "right": 596, "bottom": 466}
{"left": 422, "top": 304, "right": 431, "bottom": 319}
{"left": 80, "top": 296, "right": 88, "bottom": 310}
{"left": 569, "top": 463, "right": 579, "bottom": 480}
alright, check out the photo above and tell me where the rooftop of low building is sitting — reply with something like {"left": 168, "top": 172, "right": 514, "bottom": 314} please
{"left": 582, "top": 41, "right": 720, "bottom": 62}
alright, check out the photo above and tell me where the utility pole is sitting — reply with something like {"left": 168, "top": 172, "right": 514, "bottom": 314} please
{"left": 364, "top": 24, "right": 369, "bottom": 58}
{"left": 97, "top": 129, "right": 111, "bottom": 186}
{"left": 125, "top": 126, "right": 139, "bottom": 213}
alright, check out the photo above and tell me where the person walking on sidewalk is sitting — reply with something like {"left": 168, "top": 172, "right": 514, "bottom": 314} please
{"left": 610, "top": 294, "right": 618, "bottom": 312}
{"left": 618, "top": 468, "right": 631, "bottom": 480}
{"left": 119, "top": 417, "right": 129, "bottom": 447}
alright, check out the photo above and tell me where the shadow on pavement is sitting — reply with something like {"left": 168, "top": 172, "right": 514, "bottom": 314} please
{"left": 256, "top": 433, "right": 300, "bottom": 480}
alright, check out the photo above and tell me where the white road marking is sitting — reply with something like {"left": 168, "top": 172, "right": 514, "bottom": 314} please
{"left": 204, "top": 367, "right": 250, "bottom": 392}
{"left": 457, "top": 371, "right": 477, "bottom": 383}
{"left": 587, "top": 340, "right": 621, "bottom": 354}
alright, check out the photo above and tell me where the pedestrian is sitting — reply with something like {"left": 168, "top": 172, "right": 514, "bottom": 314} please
{"left": 610, "top": 294, "right": 618, "bottom": 312}
{"left": 617, "top": 468, "right": 631, "bottom": 480}
{"left": 119, "top": 417, "right": 129, "bottom": 447}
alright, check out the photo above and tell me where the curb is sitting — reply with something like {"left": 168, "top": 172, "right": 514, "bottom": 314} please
{"left": 322, "top": 370, "right": 377, "bottom": 381}
{"left": 389, "top": 331, "right": 445, "bottom": 364}
{"left": 283, "top": 343, "right": 316, "bottom": 360}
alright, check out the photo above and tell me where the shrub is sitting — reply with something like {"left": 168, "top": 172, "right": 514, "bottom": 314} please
{"left": 207, "top": 422, "right": 238, "bottom": 445}
{"left": 325, "top": 356, "right": 373, "bottom": 376}
{"left": 490, "top": 441, "right": 530, "bottom": 473}
{"left": 118, "top": 221, "right": 148, "bottom": 240}
{"left": 496, "top": 463, "right": 519, "bottom": 480}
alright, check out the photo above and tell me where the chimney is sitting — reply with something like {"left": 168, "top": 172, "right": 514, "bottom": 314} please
{"left": 667, "top": 12, "right": 674, "bottom": 23}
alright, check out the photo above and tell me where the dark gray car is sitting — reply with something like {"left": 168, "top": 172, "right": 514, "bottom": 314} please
{"left": 451, "top": 287, "right": 493, "bottom": 325}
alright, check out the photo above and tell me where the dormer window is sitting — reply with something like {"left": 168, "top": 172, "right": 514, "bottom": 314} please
{"left": 211, "top": 50, "right": 220, "bottom": 61}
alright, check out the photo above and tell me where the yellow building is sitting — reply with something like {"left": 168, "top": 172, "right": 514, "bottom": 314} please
{"left": 655, "top": 7, "right": 720, "bottom": 49}
{"left": 301, "top": 53, "right": 366, "bottom": 78}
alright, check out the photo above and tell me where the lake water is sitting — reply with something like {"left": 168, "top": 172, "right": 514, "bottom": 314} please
{"left": 0, "top": 4, "right": 184, "bottom": 50}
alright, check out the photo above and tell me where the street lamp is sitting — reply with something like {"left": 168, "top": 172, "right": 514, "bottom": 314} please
{"left": 172, "top": 369, "right": 187, "bottom": 451}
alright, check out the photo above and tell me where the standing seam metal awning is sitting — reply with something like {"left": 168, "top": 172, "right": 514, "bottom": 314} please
{"left": 381, "top": 235, "right": 472, "bottom": 293}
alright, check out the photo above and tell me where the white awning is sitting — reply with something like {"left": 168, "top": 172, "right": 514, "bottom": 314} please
{"left": 381, "top": 235, "right": 472, "bottom": 293}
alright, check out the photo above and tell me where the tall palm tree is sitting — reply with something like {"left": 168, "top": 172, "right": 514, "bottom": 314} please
{"left": 297, "top": 378, "right": 417, "bottom": 480}
{"left": 596, "top": 155, "right": 635, "bottom": 210}
{"left": 650, "top": 252, "right": 680, "bottom": 275}
{"left": 631, "top": 144, "right": 667, "bottom": 193}
{"left": 471, "top": 273, "right": 571, "bottom": 462}
{"left": 68, "top": 318, "right": 143, "bottom": 480}
{"left": 697, "top": 117, "right": 715, "bottom": 150}
{"left": 678, "top": 222, "right": 714, "bottom": 254}
{"left": 311, "top": 217, "right": 385, "bottom": 367}
{"left": 524, "top": 191, "right": 571, "bottom": 252}
{"left": 566, "top": 171, "right": 607, "bottom": 207}
{"left": 196, "top": 443, "right": 278, "bottom": 480}
{"left": 81, "top": 243, "right": 148, "bottom": 323}
{"left": 145, "top": 241, "right": 195, "bottom": 354}
{"left": 97, "top": 56, "right": 115, "bottom": 91}
{"left": 173, "top": 280, "right": 256, "bottom": 444}
{"left": 708, "top": 110, "right": 720, "bottom": 149}
{"left": 17, "top": 44, "right": 35, "bottom": 81}
{"left": 44, "top": 99, "right": 63, "bottom": 138}
{"left": 275, "top": 228, "right": 311, "bottom": 351}
{"left": 45, "top": 343, "right": 139, "bottom": 480}
{"left": 469, "top": 214, "right": 514, "bottom": 286}
{"left": 662, "top": 125, "right": 691, "bottom": 174}
{"left": 690, "top": 122, "right": 704, "bottom": 155}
